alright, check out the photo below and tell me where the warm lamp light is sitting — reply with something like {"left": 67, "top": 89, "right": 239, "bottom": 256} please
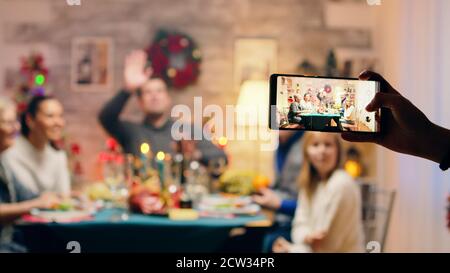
{"left": 236, "top": 80, "right": 269, "bottom": 127}
{"left": 345, "top": 160, "right": 362, "bottom": 178}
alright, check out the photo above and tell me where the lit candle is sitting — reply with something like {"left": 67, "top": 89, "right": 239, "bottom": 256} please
{"left": 174, "top": 153, "right": 184, "bottom": 185}
{"left": 176, "top": 141, "right": 185, "bottom": 185}
{"left": 156, "top": 151, "right": 165, "bottom": 187}
{"left": 164, "top": 153, "right": 173, "bottom": 185}
{"left": 140, "top": 142, "right": 150, "bottom": 176}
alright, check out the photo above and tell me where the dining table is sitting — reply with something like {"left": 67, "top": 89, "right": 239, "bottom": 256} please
{"left": 17, "top": 208, "right": 272, "bottom": 253}
{"left": 300, "top": 113, "right": 343, "bottom": 131}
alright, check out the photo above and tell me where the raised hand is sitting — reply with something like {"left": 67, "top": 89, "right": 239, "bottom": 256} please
{"left": 123, "top": 50, "right": 153, "bottom": 92}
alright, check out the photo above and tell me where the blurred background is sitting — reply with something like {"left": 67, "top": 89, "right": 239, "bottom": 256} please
{"left": 0, "top": 0, "right": 449, "bottom": 252}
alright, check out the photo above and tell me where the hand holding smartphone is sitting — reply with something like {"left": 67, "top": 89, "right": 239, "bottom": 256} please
{"left": 269, "top": 74, "right": 381, "bottom": 133}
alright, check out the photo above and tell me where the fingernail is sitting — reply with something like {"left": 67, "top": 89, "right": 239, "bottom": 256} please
{"left": 359, "top": 70, "right": 369, "bottom": 79}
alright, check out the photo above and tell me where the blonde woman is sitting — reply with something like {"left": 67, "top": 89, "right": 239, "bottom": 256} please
{"left": 273, "top": 132, "right": 364, "bottom": 253}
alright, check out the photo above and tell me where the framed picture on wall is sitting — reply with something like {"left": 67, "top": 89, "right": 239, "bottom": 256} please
{"left": 71, "top": 37, "right": 113, "bottom": 92}
{"left": 233, "top": 38, "right": 278, "bottom": 93}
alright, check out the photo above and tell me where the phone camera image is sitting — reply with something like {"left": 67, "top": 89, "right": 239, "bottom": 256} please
{"left": 270, "top": 74, "right": 380, "bottom": 133}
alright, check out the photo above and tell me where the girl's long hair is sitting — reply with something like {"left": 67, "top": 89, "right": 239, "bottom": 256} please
{"left": 298, "top": 132, "right": 343, "bottom": 201}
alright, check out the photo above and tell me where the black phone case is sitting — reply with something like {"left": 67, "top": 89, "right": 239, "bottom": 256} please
{"left": 269, "top": 73, "right": 382, "bottom": 134}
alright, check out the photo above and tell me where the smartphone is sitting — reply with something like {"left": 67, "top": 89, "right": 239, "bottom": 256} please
{"left": 269, "top": 74, "right": 381, "bottom": 133}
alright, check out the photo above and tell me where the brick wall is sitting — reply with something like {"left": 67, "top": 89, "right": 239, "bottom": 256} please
{"left": 0, "top": 0, "right": 376, "bottom": 182}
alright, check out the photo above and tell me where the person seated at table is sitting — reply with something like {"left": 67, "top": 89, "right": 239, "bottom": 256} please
{"left": 0, "top": 96, "right": 61, "bottom": 253}
{"left": 316, "top": 102, "right": 326, "bottom": 114}
{"left": 252, "top": 131, "right": 304, "bottom": 253}
{"left": 273, "top": 132, "right": 364, "bottom": 253}
{"left": 341, "top": 100, "right": 357, "bottom": 131}
{"left": 2, "top": 95, "right": 70, "bottom": 196}
{"left": 98, "top": 50, "right": 226, "bottom": 165}
{"left": 300, "top": 93, "right": 315, "bottom": 112}
{"left": 343, "top": 100, "right": 356, "bottom": 123}
{"left": 312, "top": 95, "right": 321, "bottom": 112}
{"left": 287, "top": 95, "right": 302, "bottom": 125}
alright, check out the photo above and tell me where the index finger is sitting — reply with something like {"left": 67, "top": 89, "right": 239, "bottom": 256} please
{"left": 359, "top": 70, "right": 400, "bottom": 95}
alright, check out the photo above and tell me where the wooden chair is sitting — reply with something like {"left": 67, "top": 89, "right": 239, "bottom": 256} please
{"left": 359, "top": 182, "right": 396, "bottom": 252}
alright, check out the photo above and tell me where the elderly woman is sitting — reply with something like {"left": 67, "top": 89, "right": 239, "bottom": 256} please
{"left": 3, "top": 95, "right": 70, "bottom": 195}
{"left": 0, "top": 96, "right": 60, "bottom": 253}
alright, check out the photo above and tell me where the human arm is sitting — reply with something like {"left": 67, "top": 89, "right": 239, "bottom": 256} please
{"left": 342, "top": 71, "right": 450, "bottom": 166}
{"left": 0, "top": 192, "right": 60, "bottom": 224}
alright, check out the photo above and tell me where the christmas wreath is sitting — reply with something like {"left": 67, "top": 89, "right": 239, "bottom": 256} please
{"left": 146, "top": 29, "right": 202, "bottom": 89}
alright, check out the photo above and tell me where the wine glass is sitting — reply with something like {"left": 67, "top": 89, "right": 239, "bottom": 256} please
{"left": 207, "top": 157, "right": 227, "bottom": 193}
{"left": 103, "top": 159, "right": 129, "bottom": 220}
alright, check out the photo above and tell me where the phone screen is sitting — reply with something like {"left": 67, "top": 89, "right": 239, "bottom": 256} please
{"left": 270, "top": 74, "right": 380, "bottom": 133}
